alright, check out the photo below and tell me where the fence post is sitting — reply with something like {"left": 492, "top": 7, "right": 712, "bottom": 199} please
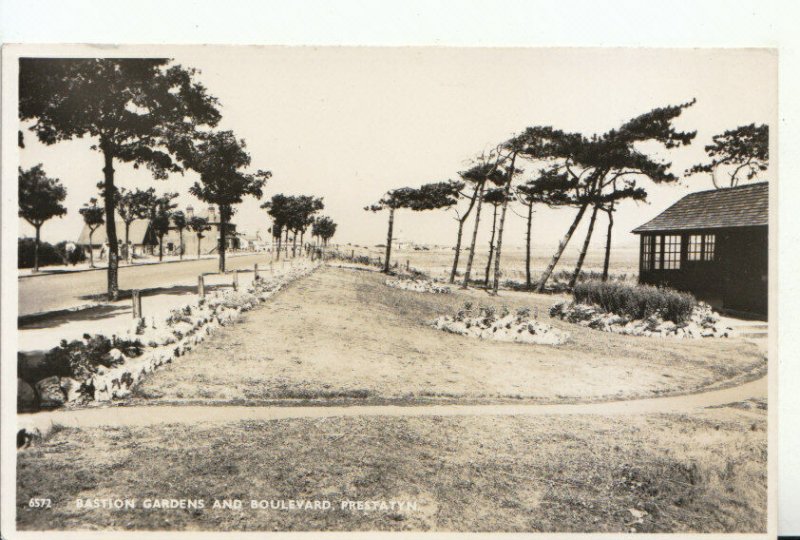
{"left": 233, "top": 269, "right": 239, "bottom": 291}
{"left": 132, "top": 289, "right": 142, "bottom": 319}
{"left": 198, "top": 275, "right": 205, "bottom": 299}
{"left": 254, "top": 263, "right": 259, "bottom": 281}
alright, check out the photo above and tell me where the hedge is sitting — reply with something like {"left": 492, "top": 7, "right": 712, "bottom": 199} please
{"left": 18, "top": 238, "right": 86, "bottom": 269}
{"left": 572, "top": 280, "right": 696, "bottom": 324}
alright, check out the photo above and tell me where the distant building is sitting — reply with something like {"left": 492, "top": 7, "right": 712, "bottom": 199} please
{"left": 77, "top": 205, "right": 239, "bottom": 258}
{"left": 632, "top": 182, "right": 768, "bottom": 317}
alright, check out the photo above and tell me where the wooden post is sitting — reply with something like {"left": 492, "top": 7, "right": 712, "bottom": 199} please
{"left": 254, "top": 263, "right": 259, "bottom": 281}
{"left": 198, "top": 275, "right": 205, "bottom": 299}
{"left": 351, "top": 249, "right": 355, "bottom": 259}
{"left": 233, "top": 270, "right": 239, "bottom": 291}
{"left": 132, "top": 289, "right": 142, "bottom": 319}
{"left": 406, "top": 259, "right": 410, "bottom": 271}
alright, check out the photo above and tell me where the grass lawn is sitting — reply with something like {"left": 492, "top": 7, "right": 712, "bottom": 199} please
{"left": 16, "top": 400, "right": 766, "bottom": 532}
{"left": 131, "top": 266, "right": 766, "bottom": 405}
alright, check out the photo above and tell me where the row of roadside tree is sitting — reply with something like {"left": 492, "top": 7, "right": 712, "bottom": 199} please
{"left": 18, "top": 58, "right": 337, "bottom": 287}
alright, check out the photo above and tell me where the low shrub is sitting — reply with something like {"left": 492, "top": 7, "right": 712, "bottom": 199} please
{"left": 42, "top": 334, "right": 144, "bottom": 381}
{"left": 572, "top": 280, "right": 696, "bottom": 324}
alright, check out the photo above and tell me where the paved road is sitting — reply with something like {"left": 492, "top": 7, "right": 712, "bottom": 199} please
{"left": 18, "top": 376, "right": 766, "bottom": 436}
{"left": 18, "top": 253, "right": 296, "bottom": 317}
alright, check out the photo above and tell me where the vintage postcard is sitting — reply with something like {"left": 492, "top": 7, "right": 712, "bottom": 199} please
{"left": 1, "top": 44, "right": 777, "bottom": 537}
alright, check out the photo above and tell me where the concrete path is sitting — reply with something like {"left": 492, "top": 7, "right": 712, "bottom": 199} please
{"left": 19, "top": 375, "right": 766, "bottom": 435}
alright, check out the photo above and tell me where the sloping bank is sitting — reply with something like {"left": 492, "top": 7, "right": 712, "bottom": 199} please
{"left": 17, "top": 261, "right": 319, "bottom": 414}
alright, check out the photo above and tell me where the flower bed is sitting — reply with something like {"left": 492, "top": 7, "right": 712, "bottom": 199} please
{"left": 549, "top": 300, "right": 731, "bottom": 338}
{"left": 386, "top": 278, "right": 451, "bottom": 294}
{"left": 432, "top": 303, "right": 569, "bottom": 345}
{"left": 20, "top": 262, "right": 319, "bottom": 410}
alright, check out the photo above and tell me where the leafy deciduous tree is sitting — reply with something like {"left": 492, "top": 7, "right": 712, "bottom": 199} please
{"left": 116, "top": 187, "right": 157, "bottom": 263}
{"left": 149, "top": 193, "right": 178, "bottom": 262}
{"left": 188, "top": 215, "right": 211, "bottom": 260}
{"left": 20, "top": 58, "right": 221, "bottom": 299}
{"left": 188, "top": 130, "right": 270, "bottom": 272}
{"left": 172, "top": 210, "right": 187, "bottom": 260}
{"left": 79, "top": 198, "right": 104, "bottom": 268}
{"left": 18, "top": 164, "right": 67, "bottom": 272}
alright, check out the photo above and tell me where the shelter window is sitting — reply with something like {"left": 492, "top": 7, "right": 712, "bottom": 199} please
{"left": 688, "top": 235, "right": 703, "bottom": 261}
{"left": 654, "top": 235, "right": 663, "bottom": 270}
{"left": 703, "top": 234, "right": 716, "bottom": 261}
{"left": 642, "top": 235, "right": 653, "bottom": 270}
{"left": 663, "top": 235, "right": 681, "bottom": 269}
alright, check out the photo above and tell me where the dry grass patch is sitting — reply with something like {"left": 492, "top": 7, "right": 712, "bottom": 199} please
{"left": 17, "top": 405, "right": 765, "bottom": 532}
{"left": 130, "top": 267, "right": 765, "bottom": 405}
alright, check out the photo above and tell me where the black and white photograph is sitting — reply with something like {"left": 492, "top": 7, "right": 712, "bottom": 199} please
{"left": 3, "top": 44, "right": 778, "bottom": 535}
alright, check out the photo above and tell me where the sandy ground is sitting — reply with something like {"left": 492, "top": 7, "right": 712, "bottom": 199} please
{"left": 16, "top": 402, "right": 766, "bottom": 532}
{"left": 131, "top": 266, "right": 766, "bottom": 405}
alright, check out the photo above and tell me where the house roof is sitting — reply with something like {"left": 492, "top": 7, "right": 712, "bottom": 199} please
{"left": 632, "top": 182, "right": 769, "bottom": 234}
{"left": 77, "top": 219, "right": 153, "bottom": 245}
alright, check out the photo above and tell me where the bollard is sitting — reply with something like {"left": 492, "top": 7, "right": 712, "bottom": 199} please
{"left": 233, "top": 270, "right": 239, "bottom": 291}
{"left": 254, "top": 263, "right": 259, "bottom": 281}
{"left": 132, "top": 289, "right": 142, "bottom": 319}
{"left": 198, "top": 275, "right": 205, "bottom": 299}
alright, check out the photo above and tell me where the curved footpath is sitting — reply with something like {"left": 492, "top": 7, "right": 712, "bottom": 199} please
{"left": 19, "top": 375, "right": 766, "bottom": 436}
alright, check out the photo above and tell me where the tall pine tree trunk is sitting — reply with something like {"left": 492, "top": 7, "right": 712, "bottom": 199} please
{"left": 602, "top": 203, "right": 614, "bottom": 281}
{"left": 179, "top": 229, "right": 184, "bottom": 260}
{"left": 525, "top": 201, "right": 534, "bottom": 288}
{"left": 484, "top": 205, "right": 498, "bottom": 287}
{"left": 34, "top": 224, "right": 41, "bottom": 272}
{"left": 462, "top": 182, "right": 485, "bottom": 288}
{"left": 102, "top": 148, "right": 120, "bottom": 300}
{"left": 449, "top": 219, "right": 466, "bottom": 284}
{"left": 569, "top": 204, "right": 600, "bottom": 289}
{"left": 383, "top": 207, "right": 395, "bottom": 273}
{"left": 197, "top": 234, "right": 202, "bottom": 260}
{"left": 536, "top": 202, "right": 590, "bottom": 292}
{"left": 491, "top": 153, "right": 517, "bottom": 296}
{"left": 158, "top": 236, "right": 164, "bottom": 262}
{"left": 449, "top": 185, "right": 480, "bottom": 284}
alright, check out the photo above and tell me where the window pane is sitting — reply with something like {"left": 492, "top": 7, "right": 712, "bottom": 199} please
{"left": 704, "top": 234, "right": 715, "bottom": 261}
{"left": 688, "top": 234, "right": 703, "bottom": 261}
{"left": 664, "top": 234, "right": 681, "bottom": 269}
{"left": 654, "top": 235, "right": 663, "bottom": 270}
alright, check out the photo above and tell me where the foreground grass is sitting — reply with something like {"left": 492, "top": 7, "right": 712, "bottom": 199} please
{"left": 131, "top": 267, "right": 765, "bottom": 405}
{"left": 17, "top": 403, "right": 766, "bottom": 532}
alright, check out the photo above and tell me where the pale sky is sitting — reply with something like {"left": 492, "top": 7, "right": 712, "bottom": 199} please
{"left": 18, "top": 47, "right": 777, "bottom": 254}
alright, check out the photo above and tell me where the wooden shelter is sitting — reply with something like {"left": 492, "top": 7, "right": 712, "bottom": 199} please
{"left": 632, "top": 182, "right": 768, "bottom": 317}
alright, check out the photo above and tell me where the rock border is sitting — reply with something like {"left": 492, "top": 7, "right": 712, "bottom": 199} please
{"left": 19, "top": 262, "right": 319, "bottom": 413}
